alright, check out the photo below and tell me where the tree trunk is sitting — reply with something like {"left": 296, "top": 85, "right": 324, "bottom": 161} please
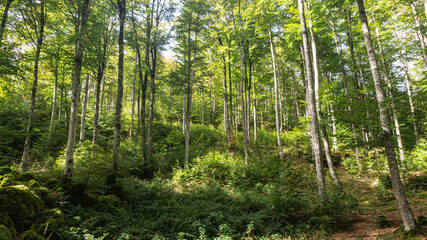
{"left": 222, "top": 54, "right": 230, "bottom": 145}
{"left": 373, "top": 15, "right": 405, "bottom": 164}
{"left": 0, "top": 0, "right": 13, "bottom": 44}
{"left": 298, "top": 0, "right": 326, "bottom": 202}
{"left": 309, "top": 16, "right": 341, "bottom": 188}
{"left": 92, "top": 47, "right": 107, "bottom": 154}
{"left": 356, "top": 0, "right": 416, "bottom": 231}
{"left": 79, "top": 74, "right": 91, "bottom": 144}
{"left": 46, "top": 62, "right": 58, "bottom": 152}
{"left": 331, "top": 19, "right": 362, "bottom": 172}
{"left": 109, "top": 0, "right": 126, "bottom": 185}
{"left": 411, "top": 3, "right": 427, "bottom": 66}
{"left": 268, "top": 27, "right": 283, "bottom": 158}
{"left": 21, "top": 1, "right": 45, "bottom": 173}
{"left": 400, "top": 51, "right": 420, "bottom": 142}
{"left": 230, "top": 0, "right": 249, "bottom": 163}
{"left": 63, "top": 0, "right": 90, "bottom": 181}
{"left": 129, "top": 56, "right": 137, "bottom": 140}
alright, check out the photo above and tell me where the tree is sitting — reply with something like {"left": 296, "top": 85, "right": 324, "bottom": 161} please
{"left": 63, "top": 0, "right": 90, "bottom": 182}
{"left": 0, "top": 0, "right": 14, "bottom": 44}
{"left": 356, "top": 0, "right": 416, "bottom": 231}
{"left": 20, "top": 0, "right": 46, "bottom": 173}
{"left": 108, "top": 0, "right": 126, "bottom": 185}
{"left": 298, "top": 0, "right": 326, "bottom": 203}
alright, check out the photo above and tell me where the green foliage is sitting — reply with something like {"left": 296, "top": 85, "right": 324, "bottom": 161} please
{"left": 21, "top": 230, "right": 45, "bottom": 240}
{"left": 374, "top": 215, "right": 391, "bottom": 228}
{"left": 406, "top": 139, "right": 427, "bottom": 171}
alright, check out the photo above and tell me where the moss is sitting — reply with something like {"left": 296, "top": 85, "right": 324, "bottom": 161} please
{"left": 17, "top": 172, "right": 39, "bottom": 182}
{"left": 46, "top": 178, "right": 59, "bottom": 189}
{"left": 0, "top": 166, "right": 16, "bottom": 176}
{"left": 0, "top": 185, "right": 44, "bottom": 232}
{"left": 0, "top": 224, "right": 16, "bottom": 240}
{"left": 0, "top": 173, "right": 16, "bottom": 187}
{"left": 28, "top": 179, "right": 40, "bottom": 188}
{"left": 36, "top": 209, "right": 65, "bottom": 235}
{"left": 21, "top": 230, "right": 44, "bottom": 240}
{"left": 34, "top": 187, "right": 55, "bottom": 208}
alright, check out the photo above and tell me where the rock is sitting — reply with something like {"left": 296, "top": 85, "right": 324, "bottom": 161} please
{"left": 0, "top": 185, "right": 44, "bottom": 232}
{"left": 17, "top": 172, "right": 39, "bottom": 182}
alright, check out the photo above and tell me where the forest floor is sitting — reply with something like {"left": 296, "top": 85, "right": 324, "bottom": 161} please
{"left": 331, "top": 169, "right": 427, "bottom": 239}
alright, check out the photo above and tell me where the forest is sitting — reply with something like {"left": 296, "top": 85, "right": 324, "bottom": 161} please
{"left": 0, "top": 0, "right": 426, "bottom": 239}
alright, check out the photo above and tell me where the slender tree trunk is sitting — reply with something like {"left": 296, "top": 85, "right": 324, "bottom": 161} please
{"left": 331, "top": 19, "right": 361, "bottom": 172}
{"left": 227, "top": 40, "right": 234, "bottom": 136}
{"left": 109, "top": 0, "right": 126, "bottom": 185}
{"left": 357, "top": 0, "right": 416, "bottom": 231}
{"left": 0, "top": 0, "right": 13, "bottom": 44}
{"left": 129, "top": 56, "right": 137, "bottom": 140}
{"left": 268, "top": 27, "right": 283, "bottom": 158}
{"left": 253, "top": 73, "right": 257, "bottom": 141}
{"left": 184, "top": 17, "right": 199, "bottom": 169}
{"left": 330, "top": 103, "right": 338, "bottom": 151}
{"left": 411, "top": 3, "right": 427, "bottom": 66}
{"left": 63, "top": 0, "right": 90, "bottom": 181}
{"left": 21, "top": 1, "right": 45, "bottom": 173}
{"left": 222, "top": 55, "right": 230, "bottom": 145}
{"left": 373, "top": 15, "right": 405, "bottom": 164}
{"left": 230, "top": 0, "right": 248, "bottom": 163}
{"left": 400, "top": 51, "right": 420, "bottom": 142}
{"left": 79, "top": 74, "right": 91, "bottom": 144}
{"left": 92, "top": 64, "right": 103, "bottom": 154}
{"left": 298, "top": 0, "right": 326, "bottom": 202}
{"left": 309, "top": 17, "right": 341, "bottom": 188}
{"left": 291, "top": 70, "right": 300, "bottom": 123}
{"left": 46, "top": 62, "right": 58, "bottom": 151}
{"left": 147, "top": 57, "right": 156, "bottom": 163}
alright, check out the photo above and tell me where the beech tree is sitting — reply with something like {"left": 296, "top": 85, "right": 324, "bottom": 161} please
{"left": 356, "top": 0, "right": 416, "bottom": 231}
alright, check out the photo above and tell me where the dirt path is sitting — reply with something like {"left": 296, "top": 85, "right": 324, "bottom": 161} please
{"left": 331, "top": 171, "right": 427, "bottom": 239}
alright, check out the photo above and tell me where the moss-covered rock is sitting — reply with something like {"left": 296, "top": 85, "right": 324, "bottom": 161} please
{"left": 21, "top": 230, "right": 44, "bottom": 240}
{"left": 0, "top": 166, "right": 17, "bottom": 176}
{"left": 0, "top": 224, "right": 16, "bottom": 240}
{"left": 0, "top": 185, "right": 44, "bottom": 232}
{"left": 0, "top": 173, "right": 16, "bottom": 187}
{"left": 28, "top": 179, "right": 40, "bottom": 189}
{"left": 46, "top": 178, "right": 59, "bottom": 189}
{"left": 17, "top": 172, "right": 39, "bottom": 182}
{"left": 36, "top": 209, "right": 65, "bottom": 236}
{"left": 34, "top": 187, "right": 55, "bottom": 208}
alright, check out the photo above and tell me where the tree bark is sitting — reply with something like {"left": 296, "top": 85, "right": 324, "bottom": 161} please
{"left": 46, "top": 61, "right": 58, "bottom": 152}
{"left": 230, "top": 0, "right": 248, "bottom": 164}
{"left": 63, "top": 0, "right": 90, "bottom": 181}
{"left": 400, "top": 51, "right": 420, "bottom": 142}
{"left": 268, "top": 27, "right": 283, "bottom": 158}
{"left": 298, "top": 0, "right": 326, "bottom": 202}
{"left": 79, "top": 74, "right": 91, "bottom": 144}
{"left": 373, "top": 15, "right": 405, "bottom": 164}
{"left": 331, "top": 19, "right": 362, "bottom": 172}
{"left": 0, "top": 0, "right": 13, "bottom": 44}
{"left": 109, "top": 0, "right": 126, "bottom": 185}
{"left": 309, "top": 16, "right": 341, "bottom": 188}
{"left": 411, "top": 3, "right": 427, "bottom": 66}
{"left": 129, "top": 55, "right": 137, "bottom": 140}
{"left": 356, "top": 0, "right": 416, "bottom": 231}
{"left": 21, "top": 0, "right": 45, "bottom": 173}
